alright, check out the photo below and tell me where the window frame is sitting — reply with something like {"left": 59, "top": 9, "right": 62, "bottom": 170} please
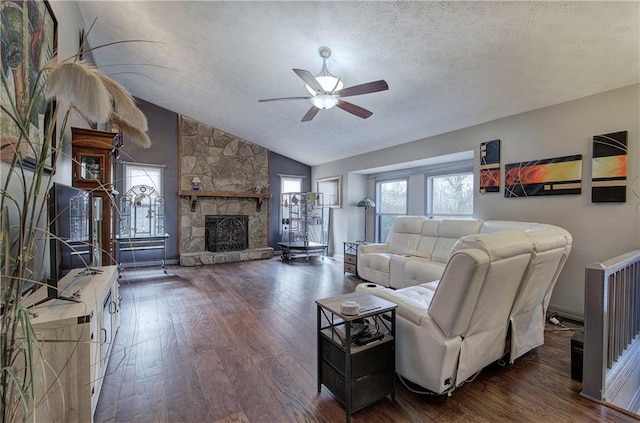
{"left": 123, "top": 162, "right": 164, "bottom": 196}
{"left": 425, "top": 163, "right": 474, "bottom": 219}
{"left": 121, "top": 162, "right": 165, "bottom": 238}
{"left": 374, "top": 177, "right": 408, "bottom": 243}
{"left": 279, "top": 175, "right": 303, "bottom": 235}
{"left": 280, "top": 175, "right": 303, "bottom": 196}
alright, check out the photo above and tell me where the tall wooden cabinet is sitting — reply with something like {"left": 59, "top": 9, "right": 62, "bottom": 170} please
{"left": 71, "top": 127, "right": 118, "bottom": 265}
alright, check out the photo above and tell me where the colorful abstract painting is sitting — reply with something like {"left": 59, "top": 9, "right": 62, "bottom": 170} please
{"left": 505, "top": 155, "right": 583, "bottom": 198}
{"left": 0, "top": 0, "right": 57, "bottom": 172}
{"left": 480, "top": 139, "right": 500, "bottom": 193}
{"left": 592, "top": 131, "right": 627, "bottom": 203}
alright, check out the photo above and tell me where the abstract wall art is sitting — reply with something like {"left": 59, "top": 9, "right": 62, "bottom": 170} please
{"left": 0, "top": 0, "right": 57, "bottom": 172}
{"left": 505, "top": 154, "right": 583, "bottom": 198}
{"left": 480, "top": 139, "right": 500, "bottom": 193}
{"left": 592, "top": 131, "right": 627, "bottom": 203}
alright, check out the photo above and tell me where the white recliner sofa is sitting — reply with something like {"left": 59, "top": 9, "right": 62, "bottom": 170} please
{"left": 358, "top": 216, "right": 486, "bottom": 288}
{"left": 355, "top": 217, "right": 572, "bottom": 393}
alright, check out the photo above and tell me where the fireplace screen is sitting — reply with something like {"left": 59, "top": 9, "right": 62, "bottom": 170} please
{"left": 205, "top": 215, "right": 249, "bottom": 252}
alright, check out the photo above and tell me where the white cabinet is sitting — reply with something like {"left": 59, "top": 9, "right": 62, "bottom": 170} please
{"left": 27, "top": 265, "right": 120, "bottom": 422}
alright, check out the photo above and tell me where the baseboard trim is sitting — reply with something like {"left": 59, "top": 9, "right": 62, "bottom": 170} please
{"left": 548, "top": 306, "right": 584, "bottom": 323}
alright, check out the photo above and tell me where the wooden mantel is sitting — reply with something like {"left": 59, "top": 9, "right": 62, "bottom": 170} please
{"left": 178, "top": 190, "right": 271, "bottom": 212}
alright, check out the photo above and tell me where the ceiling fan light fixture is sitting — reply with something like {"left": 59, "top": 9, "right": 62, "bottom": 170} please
{"left": 305, "top": 75, "right": 344, "bottom": 95}
{"left": 310, "top": 94, "right": 339, "bottom": 110}
{"left": 258, "top": 46, "right": 388, "bottom": 122}
{"left": 305, "top": 47, "right": 344, "bottom": 95}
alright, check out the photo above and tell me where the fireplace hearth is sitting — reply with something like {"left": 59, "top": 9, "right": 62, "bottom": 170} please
{"left": 205, "top": 215, "right": 249, "bottom": 252}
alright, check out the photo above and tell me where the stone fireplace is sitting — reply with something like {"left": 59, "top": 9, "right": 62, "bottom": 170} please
{"left": 178, "top": 115, "right": 274, "bottom": 266}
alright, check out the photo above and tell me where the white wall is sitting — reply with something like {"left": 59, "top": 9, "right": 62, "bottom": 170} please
{"left": 346, "top": 173, "right": 367, "bottom": 243}
{"left": 1, "top": 2, "right": 86, "bottom": 282}
{"left": 49, "top": 1, "right": 89, "bottom": 184}
{"left": 312, "top": 84, "right": 640, "bottom": 318}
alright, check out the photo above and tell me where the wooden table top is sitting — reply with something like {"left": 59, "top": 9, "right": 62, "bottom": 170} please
{"left": 316, "top": 291, "right": 396, "bottom": 321}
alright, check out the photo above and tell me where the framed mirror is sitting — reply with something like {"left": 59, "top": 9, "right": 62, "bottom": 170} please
{"left": 316, "top": 175, "right": 342, "bottom": 208}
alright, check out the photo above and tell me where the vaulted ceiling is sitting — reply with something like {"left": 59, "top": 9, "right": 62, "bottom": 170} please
{"left": 77, "top": 1, "right": 640, "bottom": 166}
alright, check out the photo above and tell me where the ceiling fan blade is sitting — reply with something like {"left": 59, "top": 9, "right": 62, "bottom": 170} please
{"left": 258, "top": 96, "right": 311, "bottom": 103}
{"left": 301, "top": 106, "right": 320, "bottom": 122}
{"left": 293, "top": 69, "right": 323, "bottom": 93}
{"left": 337, "top": 100, "right": 373, "bottom": 119}
{"left": 335, "top": 80, "right": 389, "bottom": 98}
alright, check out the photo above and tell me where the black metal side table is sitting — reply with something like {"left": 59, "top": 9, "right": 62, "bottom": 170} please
{"left": 316, "top": 292, "right": 397, "bottom": 422}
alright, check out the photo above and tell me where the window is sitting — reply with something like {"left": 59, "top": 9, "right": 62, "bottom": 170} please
{"left": 369, "top": 156, "right": 473, "bottom": 241}
{"left": 281, "top": 176, "right": 302, "bottom": 195}
{"left": 427, "top": 172, "right": 474, "bottom": 219}
{"left": 121, "top": 163, "right": 164, "bottom": 237}
{"left": 124, "top": 163, "right": 163, "bottom": 194}
{"left": 280, "top": 176, "right": 303, "bottom": 235}
{"left": 375, "top": 179, "right": 407, "bottom": 242}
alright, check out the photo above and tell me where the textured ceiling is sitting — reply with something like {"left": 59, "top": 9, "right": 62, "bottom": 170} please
{"left": 76, "top": 1, "right": 640, "bottom": 167}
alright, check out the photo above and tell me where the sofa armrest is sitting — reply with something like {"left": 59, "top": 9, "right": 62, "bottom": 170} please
{"left": 390, "top": 254, "right": 412, "bottom": 289}
{"left": 358, "top": 243, "right": 389, "bottom": 254}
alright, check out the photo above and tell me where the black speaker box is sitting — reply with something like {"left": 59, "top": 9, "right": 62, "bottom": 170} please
{"left": 571, "top": 332, "right": 584, "bottom": 382}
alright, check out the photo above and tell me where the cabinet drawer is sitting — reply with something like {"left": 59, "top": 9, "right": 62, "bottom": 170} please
{"left": 344, "top": 264, "right": 357, "bottom": 274}
{"left": 321, "top": 335, "right": 393, "bottom": 379}
{"left": 322, "top": 364, "right": 394, "bottom": 412}
{"left": 344, "top": 254, "right": 357, "bottom": 265}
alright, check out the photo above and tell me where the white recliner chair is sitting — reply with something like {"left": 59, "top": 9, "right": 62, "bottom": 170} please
{"left": 358, "top": 231, "right": 534, "bottom": 394}
{"left": 413, "top": 221, "right": 574, "bottom": 363}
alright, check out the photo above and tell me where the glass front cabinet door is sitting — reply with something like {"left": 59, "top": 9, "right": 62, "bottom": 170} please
{"left": 71, "top": 127, "right": 117, "bottom": 190}
{"left": 76, "top": 148, "right": 106, "bottom": 183}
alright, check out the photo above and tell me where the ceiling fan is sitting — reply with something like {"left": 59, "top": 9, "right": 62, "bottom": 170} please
{"left": 258, "top": 46, "right": 389, "bottom": 122}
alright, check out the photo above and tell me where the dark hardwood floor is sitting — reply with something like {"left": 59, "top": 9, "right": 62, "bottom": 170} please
{"left": 95, "top": 257, "right": 638, "bottom": 423}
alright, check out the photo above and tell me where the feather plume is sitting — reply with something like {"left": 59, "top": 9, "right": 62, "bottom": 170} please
{"left": 44, "top": 61, "right": 112, "bottom": 123}
{"left": 97, "top": 73, "right": 148, "bottom": 132}
{"left": 110, "top": 113, "right": 152, "bottom": 149}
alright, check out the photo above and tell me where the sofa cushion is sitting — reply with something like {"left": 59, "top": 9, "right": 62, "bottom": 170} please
{"left": 388, "top": 233, "right": 422, "bottom": 254}
{"left": 387, "top": 216, "right": 427, "bottom": 253}
{"left": 431, "top": 219, "right": 483, "bottom": 263}
{"left": 415, "top": 220, "right": 441, "bottom": 257}
{"left": 428, "top": 249, "right": 490, "bottom": 338}
{"left": 403, "top": 260, "right": 447, "bottom": 288}
{"left": 438, "top": 219, "right": 484, "bottom": 238}
{"left": 451, "top": 231, "right": 533, "bottom": 262}
{"left": 374, "top": 285, "right": 436, "bottom": 325}
{"left": 390, "top": 215, "right": 427, "bottom": 233}
{"left": 524, "top": 225, "right": 573, "bottom": 252}
{"left": 421, "top": 280, "right": 439, "bottom": 291}
{"left": 358, "top": 252, "right": 394, "bottom": 286}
